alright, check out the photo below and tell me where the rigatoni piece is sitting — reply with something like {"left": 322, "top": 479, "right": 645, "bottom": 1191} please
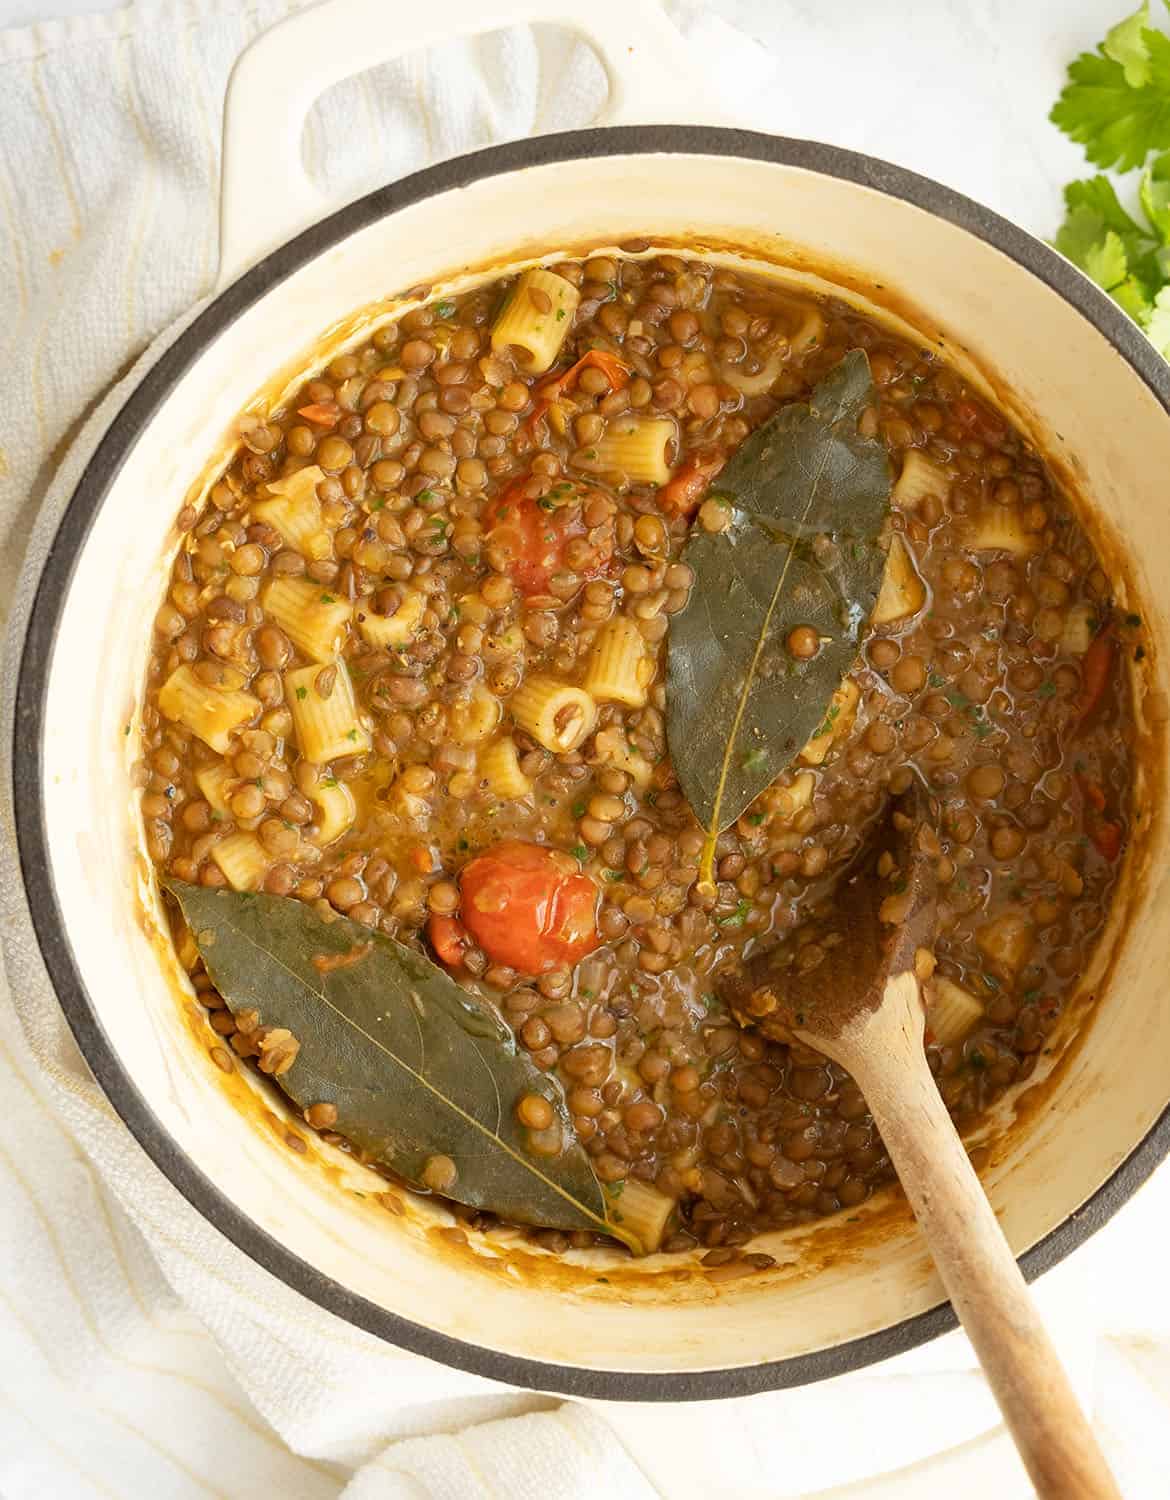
{"left": 262, "top": 577, "right": 353, "bottom": 662}
{"left": 477, "top": 736, "right": 532, "bottom": 799}
{"left": 609, "top": 1179, "right": 677, "bottom": 1255}
{"left": 577, "top": 417, "right": 676, "bottom": 486}
{"left": 308, "top": 778, "right": 356, "bottom": 846}
{"left": 1061, "top": 602, "right": 1097, "bottom": 655}
{"left": 789, "top": 303, "right": 826, "bottom": 355}
{"left": 588, "top": 726, "right": 654, "bottom": 789}
{"left": 964, "top": 506, "right": 1041, "bottom": 557}
{"left": 582, "top": 617, "right": 653, "bottom": 707}
{"left": 252, "top": 466, "right": 331, "bottom": 559}
{"left": 449, "top": 685, "right": 503, "bottom": 745}
{"left": 799, "top": 677, "right": 860, "bottom": 766}
{"left": 927, "top": 976, "right": 984, "bottom": 1046}
{"left": 772, "top": 771, "right": 815, "bottom": 822}
{"left": 195, "top": 760, "right": 236, "bottom": 815}
{"left": 872, "top": 534, "right": 926, "bottom": 625}
{"left": 977, "top": 912, "right": 1034, "bottom": 975}
{"left": 286, "top": 660, "right": 371, "bottom": 763}
{"left": 209, "top": 832, "right": 270, "bottom": 892}
{"left": 158, "top": 665, "right": 260, "bottom": 754}
{"left": 510, "top": 675, "right": 596, "bottom": 754}
{"left": 355, "top": 586, "right": 425, "bottom": 648}
{"left": 893, "top": 450, "right": 950, "bottom": 510}
{"left": 490, "top": 269, "right": 580, "bottom": 374}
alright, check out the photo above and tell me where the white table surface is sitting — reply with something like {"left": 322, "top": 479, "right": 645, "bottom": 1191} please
{"left": 1, "top": 1, "right": 1166, "bottom": 1496}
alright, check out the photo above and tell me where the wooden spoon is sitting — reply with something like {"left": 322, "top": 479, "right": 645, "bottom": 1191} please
{"left": 722, "top": 783, "right": 1120, "bottom": 1500}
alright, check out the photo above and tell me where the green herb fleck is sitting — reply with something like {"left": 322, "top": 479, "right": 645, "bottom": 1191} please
{"left": 320, "top": 593, "right": 336, "bottom": 604}
{"left": 1037, "top": 679, "right": 1057, "bottom": 698}
{"left": 295, "top": 686, "right": 308, "bottom": 701}
{"left": 434, "top": 299, "right": 456, "bottom": 318}
{"left": 718, "top": 899, "right": 752, "bottom": 928}
{"left": 570, "top": 843, "right": 589, "bottom": 861}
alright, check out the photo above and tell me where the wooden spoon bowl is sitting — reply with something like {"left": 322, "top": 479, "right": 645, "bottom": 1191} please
{"left": 722, "top": 784, "right": 1121, "bottom": 1500}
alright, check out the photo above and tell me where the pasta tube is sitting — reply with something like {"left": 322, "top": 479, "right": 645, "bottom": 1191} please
{"left": 799, "top": 678, "right": 860, "bottom": 766}
{"left": 964, "top": 506, "right": 1040, "bottom": 557}
{"left": 356, "top": 586, "right": 425, "bottom": 648}
{"left": 872, "top": 535, "right": 926, "bottom": 625}
{"left": 490, "top": 269, "right": 580, "bottom": 374}
{"left": 262, "top": 577, "right": 353, "bottom": 662}
{"left": 286, "top": 660, "right": 371, "bottom": 763}
{"left": 195, "top": 760, "right": 236, "bottom": 815}
{"left": 927, "top": 976, "right": 984, "bottom": 1046}
{"left": 449, "top": 684, "right": 503, "bottom": 745}
{"left": 209, "top": 832, "right": 270, "bottom": 892}
{"left": 477, "top": 736, "right": 532, "bottom": 799}
{"left": 158, "top": 665, "right": 260, "bottom": 754}
{"left": 582, "top": 617, "right": 654, "bottom": 707}
{"left": 578, "top": 417, "right": 676, "bottom": 486}
{"left": 308, "top": 778, "right": 356, "bottom": 846}
{"left": 1061, "top": 603, "right": 1097, "bottom": 655}
{"left": 252, "top": 466, "right": 331, "bottom": 559}
{"left": 893, "top": 450, "right": 950, "bottom": 511}
{"left": 510, "top": 675, "right": 596, "bottom": 753}
{"left": 588, "top": 726, "right": 654, "bottom": 789}
{"left": 772, "top": 771, "right": 815, "bottom": 822}
{"left": 609, "top": 1179, "right": 676, "bottom": 1255}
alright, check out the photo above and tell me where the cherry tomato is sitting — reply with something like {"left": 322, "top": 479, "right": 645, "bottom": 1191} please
{"left": 483, "top": 476, "right": 613, "bottom": 597}
{"left": 428, "top": 914, "right": 471, "bottom": 967}
{"left": 458, "top": 840, "right": 599, "bottom": 973}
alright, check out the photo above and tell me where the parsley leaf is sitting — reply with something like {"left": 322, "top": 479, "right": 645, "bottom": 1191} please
{"left": 1051, "top": 28, "right": 1170, "bottom": 172}
{"left": 1106, "top": 3, "right": 1156, "bottom": 88}
{"left": 1145, "top": 283, "right": 1170, "bottom": 353}
{"left": 1140, "top": 146, "right": 1170, "bottom": 237}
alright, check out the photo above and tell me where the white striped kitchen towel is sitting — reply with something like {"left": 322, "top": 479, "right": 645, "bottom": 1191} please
{"left": 1, "top": 2, "right": 1168, "bottom": 1498}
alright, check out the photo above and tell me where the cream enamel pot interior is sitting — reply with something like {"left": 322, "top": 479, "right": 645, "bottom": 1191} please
{"left": 13, "top": 0, "right": 1170, "bottom": 1400}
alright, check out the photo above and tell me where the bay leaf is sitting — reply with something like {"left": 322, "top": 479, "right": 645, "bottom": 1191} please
{"left": 666, "top": 350, "right": 891, "bottom": 884}
{"left": 166, "top": 881, "right": 639, "bottom": 1250}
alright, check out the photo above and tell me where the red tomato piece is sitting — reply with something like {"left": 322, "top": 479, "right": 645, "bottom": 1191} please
{"left": 458, "top": 840, "right": 600, "bottom": 974}
{"left": 1075, "top": 627, "right": 1115, "bottom": 728}
{"left": 657, "top": 450, "right": 725, "bottom": 518}
{"left": 1090, "top": 822, "right": 1123, "bottom": 861}
{"left": 428, "top": 914, "right": 471, "bottom": 967}
{"left": 483, "top": 476, "right": 613, "bottom": 597}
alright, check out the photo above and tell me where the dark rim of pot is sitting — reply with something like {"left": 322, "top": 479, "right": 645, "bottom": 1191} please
{"left": 13, "top": 126, "right": 1170, "bottom": 1402}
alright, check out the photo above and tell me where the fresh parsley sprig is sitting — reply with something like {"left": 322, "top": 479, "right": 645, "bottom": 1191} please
{"left": 1050, "top": 3, "right": 1170, "bottom": 353}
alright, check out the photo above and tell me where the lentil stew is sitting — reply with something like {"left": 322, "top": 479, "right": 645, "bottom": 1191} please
{"left": 142, "top": 250, "right": 1134, "bottom": 1258}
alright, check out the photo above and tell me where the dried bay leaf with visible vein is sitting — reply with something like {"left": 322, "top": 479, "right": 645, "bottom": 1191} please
{"left": 166, "top": 881, "right": 641, "bottom": 1250}
{"left": 666, "top": 351, "right": 891, "bottom": 883}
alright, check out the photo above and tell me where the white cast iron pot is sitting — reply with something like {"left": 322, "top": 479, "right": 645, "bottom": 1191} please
{"left": 12, "top": 0, "right": 1170, "bottom": 1400}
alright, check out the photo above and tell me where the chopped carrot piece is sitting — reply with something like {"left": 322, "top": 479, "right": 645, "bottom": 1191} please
{"left": 296, "top": 402, "right": 340, "bottom": 427}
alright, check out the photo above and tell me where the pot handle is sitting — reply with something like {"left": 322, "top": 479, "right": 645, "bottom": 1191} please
{"left": 217, "top": 0, "right": 723, "bottom": 289}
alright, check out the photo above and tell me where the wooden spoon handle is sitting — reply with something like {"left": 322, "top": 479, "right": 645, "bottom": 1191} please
{"left": 846, "top": 971, "right": 1120, "bottom": 1500}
